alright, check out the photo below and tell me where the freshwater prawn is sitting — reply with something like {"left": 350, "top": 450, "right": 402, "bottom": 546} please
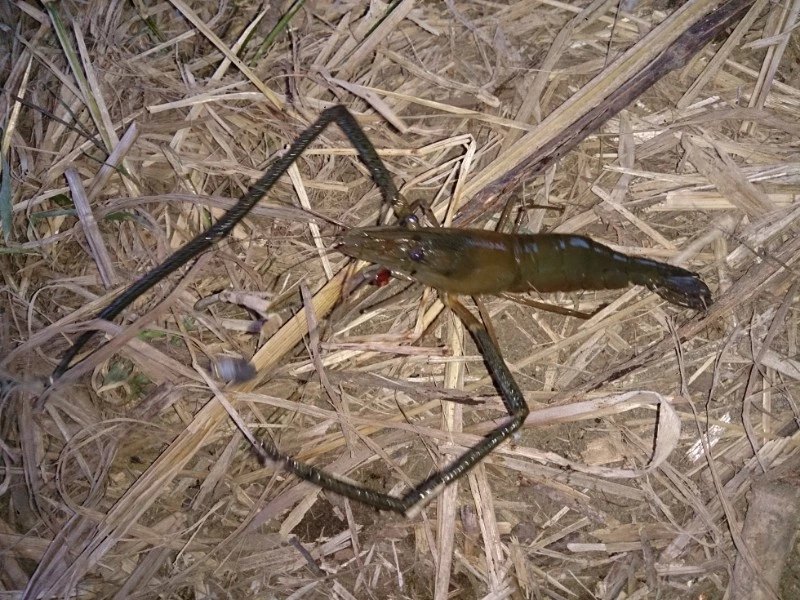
{"left": 48, "top": 105, "right": 712, "bottom": 517}
{"left": 337, "top": 225, "right": 712, "bottom": 310}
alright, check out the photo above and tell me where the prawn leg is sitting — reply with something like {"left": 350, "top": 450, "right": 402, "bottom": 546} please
{"left": 498, "top": 293, "right": 598, "bottom": 320}
{"left": 50, "top": 104, "right": 530, "bottom": 518}
{"left": 51, "top": 105, "right": 404, "bottom": 381}
{"left": 251, "top": 292, "right": 529, "bottom": 518}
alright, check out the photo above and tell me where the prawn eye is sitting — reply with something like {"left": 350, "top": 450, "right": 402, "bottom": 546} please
{"left": 403, "top": 214, "right": 419, "bottom": 228}
{"left": 408, "top": 247, "right": 425, "bottom": 262}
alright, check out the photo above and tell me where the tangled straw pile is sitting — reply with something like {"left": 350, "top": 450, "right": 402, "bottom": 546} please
{"left": 1, "top": 1, "right": 799, "bottom": 598}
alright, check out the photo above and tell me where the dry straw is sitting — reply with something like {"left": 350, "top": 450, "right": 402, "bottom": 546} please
{"left": 1, "top": 1, "right": 799, "bottom": 598}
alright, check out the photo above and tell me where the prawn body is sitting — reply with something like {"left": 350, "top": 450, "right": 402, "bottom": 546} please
{"left": 338, "top": 227, "right": 712, "bottom": 310}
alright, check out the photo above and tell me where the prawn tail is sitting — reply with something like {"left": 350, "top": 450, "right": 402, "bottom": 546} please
{"left": 641, "top": 267, "right": 713, "bottom": 311}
